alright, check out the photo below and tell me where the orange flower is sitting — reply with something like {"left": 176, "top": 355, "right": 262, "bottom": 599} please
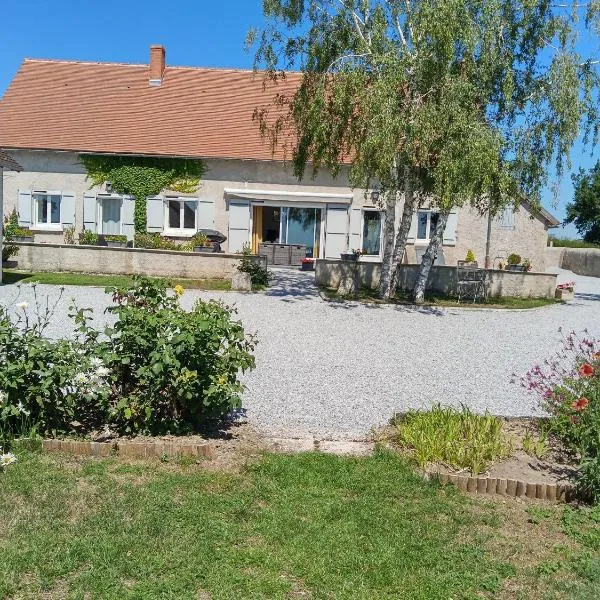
{"left": 594, "top": 351, "right": 600, "bottom": 360}
{"left": 571, "top": 397, "right": 589, "bottom": 411}
{"left": 578, "top": 363, "right": 594, "bottom": 378}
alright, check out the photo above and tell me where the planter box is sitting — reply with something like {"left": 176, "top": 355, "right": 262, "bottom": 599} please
{"left": 194, "top": 246, "right": 214, "bottom": 253}
{"left": 555, "top": 288, "right": 574, "bottom": 301}
{"left": 301, "top": 260, "right": 315, "bottom": 271}
{"left": 105, "top": 240, "right": 127, "bottom": 248}
{"left": 12, "top": 235, "right": 34, "bottom": 243}
{"left": 506, "top": 265, "right": 527, "bottom": 272}
{"left": 340, "top": 253, "right": 359, "bottom": 262}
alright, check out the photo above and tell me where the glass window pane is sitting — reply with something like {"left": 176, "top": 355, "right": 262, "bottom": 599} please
{"left": 287, "top": 207, "right": 316, "bottom": 256}
{"left": 362, "top": 211, "right": 381, "bottom": 255}
{"left": 430, "top": 212, "right": 439, "bottom": 237}
{"left": 183, "top": 201, "right": 196, "bottom": 229}
{"left": 417, "top": 211, "right": 428, "bottom": 239}
{"left": 102, "top": 198, "right": 121, "bottom": 235}
{"left": 50, "top": 195, "right": 61, "bottom": 224}
{"left": 36, "top": 196, "right": 48, "bottom": 224}
{"left": 168, "top": 201, "right": 180, "bottom": 228}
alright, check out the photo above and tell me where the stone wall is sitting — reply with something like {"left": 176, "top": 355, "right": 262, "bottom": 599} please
{"left": 315, "top": 259, "right": 557, "bottom": 299}
{"left": 556, "top": 248, "right": 600, "bottom": 278}
{"left": 10, "top": 242, "right": 255, "bottom": 280}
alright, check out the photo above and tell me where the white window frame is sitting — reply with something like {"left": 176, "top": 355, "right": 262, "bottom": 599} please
{"left": 360, "top": 208, "right": 384, "bottom": 258}
{"left": 97, "top": 194, "right": 123, "bottom": 235}
{"left": 415, "top": 210, "right": 440, "bottom": 244}
{"left": 498, "top": 206, "right": 516, "bottom": 229}
{"left": 32, "top": 190, "right": 62, "bottom": 230}
{"left": 164, "top": 197, "right": 198, "bottom": 236}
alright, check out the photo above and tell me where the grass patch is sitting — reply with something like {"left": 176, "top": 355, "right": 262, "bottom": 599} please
{"left": 0, "top": 449, "right": 598, "bottom": 598}
{"left": 392, "top": 404, "right": 512, "bottom": 475}
{"left": 1, "top": 269, "right": 232, "bottom": 290}
{"left": 549, "top": 236, "right": 600, "bottom": 249}
{"left": 321, "top": 286, "right": 560, "bottom": 309}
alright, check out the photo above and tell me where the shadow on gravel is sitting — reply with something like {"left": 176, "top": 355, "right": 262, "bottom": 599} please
{"left": 322, "top": 297, "right": 446, "bottom": 317}
{"left": 264, "top": 268, "right": 320, "bottom": 302}
{"left": 575, "top": 292, "right": 600, "bottom": 302}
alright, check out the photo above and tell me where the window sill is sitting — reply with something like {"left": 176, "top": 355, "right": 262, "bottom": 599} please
{"left": 163, "top": 229, "right": 196, "bottom": 237}
{"left": 31, "top": 226, "right": 63, "bottom": 232}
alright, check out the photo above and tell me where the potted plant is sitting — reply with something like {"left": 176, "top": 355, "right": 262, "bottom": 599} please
{"left": 4, "top": 210, "right": 34, "bottom": 243}
{"left": 104, "top": 234, "right": 128, "bottom": 248}
{"left": 192, "top": 232, "right": 213, "bottom": 253}
{"left": 506, "top": 253, "right": 526, "bottom": 272}
{"left": 301, "top": 257, "right": 315, "bottom": 271}
{"left": 340, "top": 249, "right": 361, "bottom": 262}
{"left": 464, "top": 249, "right": 477, "bottom": 264}
{"left": 555, "top": 281, "right": 575, "bottom": 301}
{"left": 78, "top": 230, "right": 99, "bottom": 246}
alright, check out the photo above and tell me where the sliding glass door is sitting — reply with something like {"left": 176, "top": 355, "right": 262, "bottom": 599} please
{"left": 280, "top": 207, "right": 322, "bottom": 257}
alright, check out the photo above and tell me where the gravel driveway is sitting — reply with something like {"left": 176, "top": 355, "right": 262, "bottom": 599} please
{"left": 2, "top": 267, "right": 599, "bottom": 440}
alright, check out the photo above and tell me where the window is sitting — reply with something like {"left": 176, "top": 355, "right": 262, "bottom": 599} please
{"left": 99, "top": 197, "right": 122, "bottom": 235}
{"left": 416, "top": 210, "right": 439, "bottom": 241}
{"left": 498, "top": 207, "right": 515, "bottom": 228}
{"left": 167, "top": 199, "right": 196, "bottom": 231}
{"left": 33, "top": 193, "right": 61, "bottom": 227}
{"left": 361, "top": 210, "right": 382, "bottom": 255}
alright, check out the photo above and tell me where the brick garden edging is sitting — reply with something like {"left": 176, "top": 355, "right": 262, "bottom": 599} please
{"left": 41, "top": 439, "right": 213, "bottom": 460}
{"left": 425, "top": 471, "right": 575, "bottom": 502}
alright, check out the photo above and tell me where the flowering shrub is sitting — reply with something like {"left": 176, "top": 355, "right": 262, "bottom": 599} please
{"left": 0, "top": 447, "right": 17, "bottom": 471}
{"left": 0, "top": 277, "right": 256, "bottom": 438}
{"left": 522, "top": 330, "right": 600, "bottom": 502}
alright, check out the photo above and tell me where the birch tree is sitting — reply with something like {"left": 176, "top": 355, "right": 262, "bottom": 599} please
{"left": 250, "top": 1, "right": 600, "bottom": 300}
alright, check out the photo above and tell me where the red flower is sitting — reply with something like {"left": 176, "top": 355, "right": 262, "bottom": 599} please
{"left": 578, "top": 363, "right": 594, "bottom": 378}
{"left": 571, "top": 397, "right": 589, "bottom": 411}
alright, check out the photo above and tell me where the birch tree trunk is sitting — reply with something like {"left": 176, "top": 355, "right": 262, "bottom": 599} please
{"left": 378, "top": 191, "right": 397, "bottom": 299}
{"left": 412, "top": 210, "right": 450, "bottom": 304}
{"left": 389, "top": 167, "right": 417, "bottom": 294}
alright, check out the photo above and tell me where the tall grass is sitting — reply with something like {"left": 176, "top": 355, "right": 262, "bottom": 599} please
{"left": 548, "top": 236, "right": 600, "bottom": 249}
{"left": 393, "top": 404, "right": 511, "bottom": 475}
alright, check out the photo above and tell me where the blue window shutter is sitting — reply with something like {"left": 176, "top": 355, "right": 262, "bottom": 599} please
{"left": 197, "top": 197, "right": 215, "bottom": 229}
{"left": 83, "top": 192, "right": 97, "bottom": 233}
{"left": 60, "top": 192, "right": 76, "bottom": 227}
{"left": 146, "top": 197, "right": 164, "bottom": 233}
{"left": 18, "top": 190, "right": 32, "bottom": 227}
{"left": 407, "top": 211, "right": 418, "bottom": 243}
{"left": 443, "top": 211, "right": 458, "bottom": 245}
{"left": 121, "top": 195, "right": 135, "bottom": 240}
{"left": 349, "top": 207, "right": 362, "bottom": 251}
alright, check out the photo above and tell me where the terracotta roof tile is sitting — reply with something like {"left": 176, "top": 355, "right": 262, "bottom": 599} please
{"left": 0, "top": 149, "right": 22, "bottom": 171}
{"left": 0, "top": 58, "right": 300, "bottom": 161}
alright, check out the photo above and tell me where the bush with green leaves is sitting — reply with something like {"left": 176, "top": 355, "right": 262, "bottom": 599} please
{"left": 79, "top": 230, "right": 99, "bottom": 246}
{"left": 0, "top": 277, "right": 256, "bottom": 438}
{"left": 2, "top": 209, "right": 31, "bottom": 261}
{"left": 523, "top": 331, "right": 600, "bottom": 503}
{"left": 134, "top": 233, "right": 181, "bottom": 251}
{"left": 238, "top": 243, "right": 270, "bottom": 287}
{"left": 507, "top": 253, "right": 522, "bottom": 265}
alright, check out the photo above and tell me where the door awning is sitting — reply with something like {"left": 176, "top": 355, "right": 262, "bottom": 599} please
{"left": 224, "top": 188, "right": 353, "bottom": 205}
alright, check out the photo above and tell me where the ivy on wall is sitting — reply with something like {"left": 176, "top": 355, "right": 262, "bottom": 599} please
{"left": 80, "top": 155, "right": 206, "bottom": 232}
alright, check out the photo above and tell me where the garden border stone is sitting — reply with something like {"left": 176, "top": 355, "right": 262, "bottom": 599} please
{"left": 424, "top": 470, "right": 574, "bottom": 502}
{"left": 41, "top": 438, "right": 213, "bottom": 460}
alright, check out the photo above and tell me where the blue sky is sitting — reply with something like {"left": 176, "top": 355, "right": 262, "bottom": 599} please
{"left": 0, "top": 0, "right": 596, "bottom": 238}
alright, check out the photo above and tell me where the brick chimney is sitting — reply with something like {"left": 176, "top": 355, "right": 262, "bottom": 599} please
{"left": 149, "top": 45, "right": 165, "bottom": 86}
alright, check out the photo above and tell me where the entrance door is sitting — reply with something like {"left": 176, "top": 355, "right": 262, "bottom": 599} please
{"left": 282, "top": 207, "right": 321, "bottom": 258}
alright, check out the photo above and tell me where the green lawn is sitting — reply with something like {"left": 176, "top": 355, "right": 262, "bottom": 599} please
{"left": 1, "top": 269, "right": 232, "bottom": 290}
{"left": 321, "top": 286, "right": 561, "bottom": 310}
{"left": 1, "top": 449, "right": 598, "bottom": 599}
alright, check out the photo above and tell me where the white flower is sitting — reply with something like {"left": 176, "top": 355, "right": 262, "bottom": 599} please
{"left": 89, "top": 357, "right": 103, "bottom": 368}
{"left": 73, "top": 372, "right": 88, "bottom": 385}
{"left": 0, "top": 452, "right": 17, "bottom": 469}
{"left": 96, "top": 366, "right": 110, "bottom": 378}
{"left": 15, "top": 301, "right": 29, "bottom": 310}
{"left": 16, "top": 401, "right": 30, "bottom": 416}
{"left": 0, "top": 390, "right": 5, "bottom": 405}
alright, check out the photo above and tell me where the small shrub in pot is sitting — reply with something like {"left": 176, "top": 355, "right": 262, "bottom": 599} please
{"left": 507, "top": 253, "right": 521, "bottom": 265}
{"left": 79, "top": 230, "right": 99, "bottom": 246}
{"left": 104, "top": 234, "right": 128, "bottom": 247}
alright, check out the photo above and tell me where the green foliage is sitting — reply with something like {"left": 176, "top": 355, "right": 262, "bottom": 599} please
{"left": 191, "top": 232, "right": 211, "bottom": 247}
{"left": 465, "top": 249, "right": 476, "bottom": 263}
{"left": 104, "top": 234, "right": 127, "bottom": 244}
{"left": 522, "top": 429, "right": 549, "bottom": 460}
{"left": 566, "top": 162, "right": 600, "bottom": 244}
{"left": 80, "top": 154, "right": 205, "bottom": 233}
{"left": 0, "top": 277, "right": 256, "bottom": 437}
{"left": 524, "top": 332, "right": 600, "bottom": 503}
{"left": 549, "top": 236, "right": 600, "bottom": 249}
{"left": 393, "top": 404, "right": 511, "bottom": 475}
{"left": 237, "top": 243, "right": 270, "bottom": 287}
{"left": 78, "top": 230, "right": 99, "bottom": 246}
{"left": 507, "top": 253, "right": 521, "bottom": 265}
{"left": 63, "top": 226, "right": 76, "bottom": 245}
{"left": 2, "top": 210, "right": 20, "bottom": 261}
